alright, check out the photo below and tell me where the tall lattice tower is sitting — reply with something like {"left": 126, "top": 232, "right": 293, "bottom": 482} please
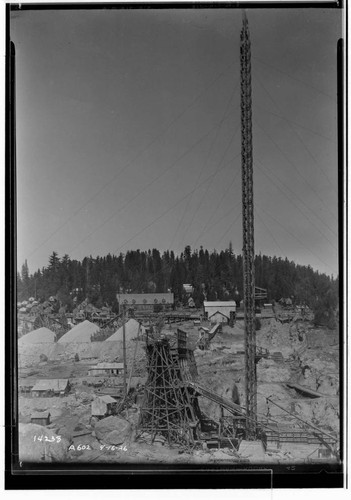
{"left": 240, "top": 11, "right": 257, "bottom": 438}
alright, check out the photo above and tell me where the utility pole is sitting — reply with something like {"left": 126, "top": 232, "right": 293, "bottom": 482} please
{"left": 122, "top": 304, "right": 127, "bottom": 397}
{"left": 240, "top": 11, "right": 257, "bottom": 439}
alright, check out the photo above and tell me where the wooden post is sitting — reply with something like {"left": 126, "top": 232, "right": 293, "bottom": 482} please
{"left": 122, "top": 304, "right": 127, "bottom": 397}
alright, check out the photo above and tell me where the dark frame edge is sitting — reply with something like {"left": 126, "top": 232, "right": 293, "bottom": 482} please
{"left": 4, "top": 0, "right": 345, "bottom": 490}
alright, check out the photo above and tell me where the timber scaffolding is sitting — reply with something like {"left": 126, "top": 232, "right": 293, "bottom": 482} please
{"left": 136, "top": 330, "right": 339, "bottom": 454}
{"left": 137, "top": 329, "right": 250, "bottom": 448}
{"left": 137, "top": 330, "right": 201, "bottom": 446}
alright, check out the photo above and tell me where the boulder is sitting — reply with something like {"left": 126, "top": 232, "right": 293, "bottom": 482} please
{"left": 56, "top": 426, "right": 73, "bottom": 442}
{"left": 317, "top": 375, "right": 339, "bottom": 396}
{"left": 19, "top": 423, "right": 70, "bottom": 463}
{"left": 104, "top": 430, "right": 127, "bottom": 445}
{"left": 95, "top": 416, "right": 131, "bottom": 444}
{"left": 257, "top": 358, "right": 290, "bottom": 382}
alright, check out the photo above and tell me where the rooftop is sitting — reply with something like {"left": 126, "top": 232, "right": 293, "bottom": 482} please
{"left": 116, "top": 293, "right": 174, "bottom": 305}
{"left": 31, "top": 411, "right": 51, "bottom": 419}
{"left": 31, "top": 379, "right": 70, "bottom": 391}
{"left": 203, "top": 301, "right": 237, "bottom": 307}
{"left": 90, "top": 363, "right": 124, "bottom": 370}
{"left": 97, "top": 395, "right": 117, "bottom": 404}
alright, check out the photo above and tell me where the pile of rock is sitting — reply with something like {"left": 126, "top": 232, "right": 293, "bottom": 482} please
{"left": 94, "top": 416, "right": 131, "bottom": 445}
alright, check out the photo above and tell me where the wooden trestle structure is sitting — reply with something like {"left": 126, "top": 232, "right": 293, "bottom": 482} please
{"left": 136, "top": 330, "right": 335, "bottom": 452}
{"left": 137, "top": 331, "right": 201, "bottom": 446}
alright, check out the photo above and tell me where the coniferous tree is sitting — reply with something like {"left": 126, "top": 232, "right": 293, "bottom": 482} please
{"left": 17, "top": 245, "right": 338, "bottom": 324}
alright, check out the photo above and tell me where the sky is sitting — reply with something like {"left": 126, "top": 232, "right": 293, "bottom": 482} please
{"left": 10, "top": 5, "right": 342, "bottom": 278}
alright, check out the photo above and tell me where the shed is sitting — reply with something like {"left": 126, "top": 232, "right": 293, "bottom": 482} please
{"left": 31, "top": 411, "right": 51, "bottom": 426}
{"left": 208, "top": 311, "right": 230, "bottom": 324}
{"left": 203, "top": 301, "right": 236, "bottom": 323}
{"left": 91, "top": 395, "right": 118, "bottom": 417}
{"left": 88, "top": 362, "right": 124, "bottom": 377}
{"left": 31, "top": 379, "right": 70, "bottom": 398}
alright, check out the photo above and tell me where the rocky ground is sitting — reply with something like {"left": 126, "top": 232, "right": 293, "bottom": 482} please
{"left": 17, "top": 316, "right": 340, "bottom": 464}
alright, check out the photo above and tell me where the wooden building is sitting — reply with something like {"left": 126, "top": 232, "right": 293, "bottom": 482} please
{"left": 31, "top": 411, "right": 51, "bottom": 426}
{"left": 19, "top": 379, "right": 36, "bottom": 395}
{"left": 203, "top": 301, "right": 236, "bottom": 324}
{"left": 88, "top": 362, "right": 124, "bottom": 377}
{"left": 31, "top": 379, "right": 71, "bottom": 398}
{"left": 116, "top": 293, "right": 174, "bottom": 313}
{"left": 91, "top": 395, "right": 118, "bottom": 418}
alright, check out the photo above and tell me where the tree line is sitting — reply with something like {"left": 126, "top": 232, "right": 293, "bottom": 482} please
{"left": 17, "top": 245, "right": 338, "bottom": 324}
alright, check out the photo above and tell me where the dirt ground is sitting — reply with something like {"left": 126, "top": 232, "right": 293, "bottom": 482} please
{"left": 18, "top": 316, "right": 340, "bottom": 464}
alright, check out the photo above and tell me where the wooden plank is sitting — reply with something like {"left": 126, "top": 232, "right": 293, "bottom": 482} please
{"left": 286, "top": 382, "right": 322, "bottom": 398}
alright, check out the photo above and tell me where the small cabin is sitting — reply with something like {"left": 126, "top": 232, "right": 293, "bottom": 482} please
{"left": 31, "top": 379, "right": 71, "bottom": 398}
{"left": 31, "top": 411, "right": 51, "bottom": 426}
{"left": 91, "top": 395, "right": 118, "bottom": 418}
{"left": 88, "top": 362, "right": 124, "bottom": 377}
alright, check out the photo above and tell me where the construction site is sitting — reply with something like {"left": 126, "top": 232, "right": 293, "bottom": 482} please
{"left": 15, "top": 12, "right": 341, "bottom": 467}
{"left": 18, "top": 15, "right": 340, "bottom": 464}
{"left": 17, "top": 306, "right": 340, "bottom": 465}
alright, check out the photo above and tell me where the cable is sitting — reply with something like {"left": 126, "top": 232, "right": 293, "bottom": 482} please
{"left": 255, "top": 102, "right": 335, "bottom": 144}
{"left": 68, "top": 114, "right": 234, "bottom": 255}
{"left": 254, "top": 72, "right": 337, "bottom": 195}
{"left": 192, "top": 154, "right": 241, "bottom": 248}
{"left": 253, "top": 55, "right": 336, "bottom": 102}
{"left": 255, "top": 159, "right": 337, "bottom": 249}
{"left": 112, "top": 152, "right": 241, "bottom": 254}
{"left": 289, "top": 123, "right": 337, "bottom": 193}
{"left": 215, "top": 208, "right": 242, "bottom": 248}
{"left": 254, "top": 158, "right": 338, "bottom": 250}
{"left": 254, "top": 117, "right": 338, "bottom": 224}
{"left": 26, "top": 59, "right": 237, "bottom": 261}
{"left": 169, "top": 80, "right": 240, "bottom": 250}
{"left": 258, "top": 206, "right": 336, "bottom": 274}
{"left": 180, "top": 121, "right": 241, "bottom": 248}
{"left": 191, "top": 195, "right": 241, "bottom": 250}
{"left": 254, "top": 209, "right": 285, "bottom": 257}
{"left": 194, "top": 181, "right": 241, "bottom": 246}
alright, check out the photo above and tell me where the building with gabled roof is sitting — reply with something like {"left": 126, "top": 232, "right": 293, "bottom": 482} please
{"left": 203, "top": 301, "right": 236, "bottom": 324}
{"left": 91, "top": 395, "right": 118, "bottom": 418}
{"left": 31, "top": 411, "right": 51, "bottom": 426}
{"left": 116, "top": 293, "right": 174, "bottom": 313}
{"left": 88, "top": 362, "right": 124, "bottom": 376}
{"left": 31, "top": 379, "right": 70, "bottom": 397}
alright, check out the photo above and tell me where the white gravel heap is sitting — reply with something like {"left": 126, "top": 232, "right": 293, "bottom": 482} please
{"left": 105, "top": 318, "right": 144, "bottom": 342}
{"left": 58, "top": 320, "right": 100, "bottom": 343}
{"left": 19, "top": 327, "right": 56, "bottom": 344}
